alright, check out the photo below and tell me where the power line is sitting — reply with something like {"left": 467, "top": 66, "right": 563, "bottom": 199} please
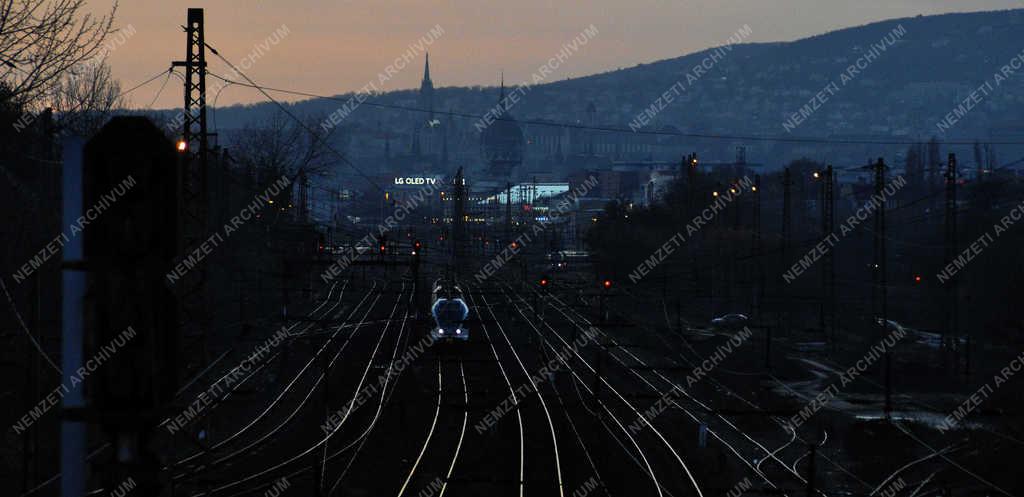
{"left": 110, "top": 68, "right": 174, "bottom": 110}
{"left": 145, "top": 69, "right": 174, "bottom": 110}
{"left": 201, "top": 42, "right": 385, "bottom": 193}
{"left": 204, "top": 72, "right": 1024, "bottom": 147}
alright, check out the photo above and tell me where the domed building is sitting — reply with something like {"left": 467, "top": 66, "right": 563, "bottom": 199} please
{"left": 480, "top": 79, "right": 524, "bottom": 179}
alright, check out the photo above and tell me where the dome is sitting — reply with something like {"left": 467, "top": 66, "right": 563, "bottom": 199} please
{"left": 480, "top": 113, "right": 524, "bottom": 165}
{"left": 479, "top": 79, "right": 525, "bottom": 177}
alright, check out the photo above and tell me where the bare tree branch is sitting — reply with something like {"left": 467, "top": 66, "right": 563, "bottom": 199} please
{"left": 230, "top": 110, "right": 338, "bottom": 181}
{"left": 0, "top": 0, "right": 118, "bottom": 106}
{"left": 49, "top": 58, "right": 122, "bottom": 136}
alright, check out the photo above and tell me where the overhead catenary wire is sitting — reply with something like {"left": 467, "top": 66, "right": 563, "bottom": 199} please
{"left": 145, "top": 69, "right": 174, "bottom": 110}
{"left": 14, "top": 67, "right": 174, "bottom": 121}
{"left": 201, "top": 40, "right": 385, "bottom": 193}
{"left": 100, "top": 67, "right": 175, "bottom": 113}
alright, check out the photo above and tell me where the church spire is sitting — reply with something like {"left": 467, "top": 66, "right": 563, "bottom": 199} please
{"left": 423, "top": 52, "right": 431, "bottom": 84}
{"left": 499, "top": 71, "right": 506, "bottom": 110}
{"left": 419, "top": 52, "right": 435, "bottom": 119}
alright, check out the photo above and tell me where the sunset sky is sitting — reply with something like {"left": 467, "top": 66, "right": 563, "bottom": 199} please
{"left": 99, "top": 0, "right": 1022, "bottom": 109}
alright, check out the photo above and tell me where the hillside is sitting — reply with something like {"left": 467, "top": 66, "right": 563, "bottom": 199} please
{"left": 199, "top": 8, "right": 1024, "bottom": 166}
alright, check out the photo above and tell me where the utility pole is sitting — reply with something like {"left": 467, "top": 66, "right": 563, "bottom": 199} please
{"left": 753, "top": 174, "right": 763, "bottom": 319}
{"left": 172, "top": 7, "right": 211, "bottom": 383}
{"left": 299, "top": 169, "right": 309, "bottom": 223}
{"left": 821, "top": 165, "right": 835, "bottom": 350}
{"left": 730, "top": 179, "right": 741, "bottom": 229}
{"left": 412, "top": 242, "right": 422, "bottom": 306}
{"left": 453, "top": 168, "right": 466, "bottom": 274}
{"left": 687, "top": 153, "right": 698, "bottom": 219}
{"left": 505, "top": 181, "right": 512, "bottom": 246}
{"left": 944, "top": 153, "right": 960, "bottom": 375}
{"left": 781, "top": 167, "right": 792, "bottom": 336}
{"left": 686, "top": 154, "right": 699, "bottom": 312}
{"left": 872, "top": 158, "right": 891, "bottom": 416}
{"left": 61, "top": 136, "right": 86, "bottom": 497}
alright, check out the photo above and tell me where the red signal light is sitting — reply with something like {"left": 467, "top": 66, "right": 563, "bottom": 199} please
{"left": 602, "top": 279, "right": 612, "bottom": 289}
{"left": 540, "top": 278, "right": 549, "bottom": 287}
{"left": 914, "top": 275, "right": 922, "bottom": 283}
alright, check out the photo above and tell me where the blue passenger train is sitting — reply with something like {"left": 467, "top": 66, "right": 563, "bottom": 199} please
{"left": 430, "top": 280, "right": 470, "bottom": 341}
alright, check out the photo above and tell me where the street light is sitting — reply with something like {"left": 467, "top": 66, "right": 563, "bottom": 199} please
{"left": 176, "top": 140, "right": 188, "bottom": 152}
